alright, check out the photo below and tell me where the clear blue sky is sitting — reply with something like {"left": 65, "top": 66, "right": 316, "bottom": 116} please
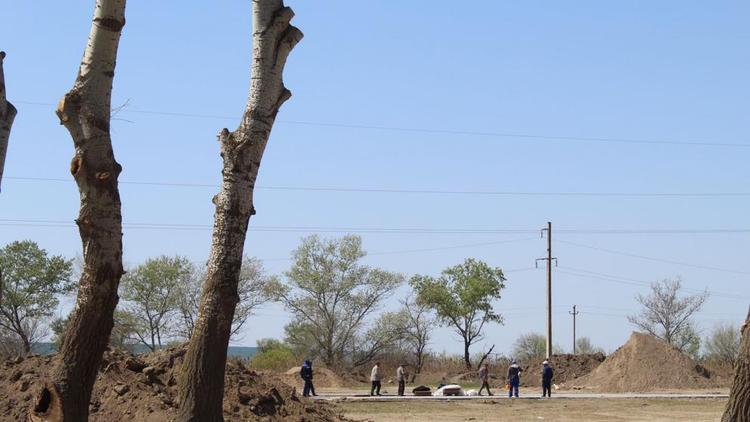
{"left": 1, "top": 1, "right": 748, "bottom": 356}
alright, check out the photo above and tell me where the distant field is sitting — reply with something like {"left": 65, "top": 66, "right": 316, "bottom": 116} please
{"left": 32, "top": 342, "right": 257, "bottom": 358}
{"left": 337, "top": 398, "right": 727, "bottom": 422}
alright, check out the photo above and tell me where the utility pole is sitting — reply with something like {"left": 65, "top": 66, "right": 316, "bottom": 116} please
{"left": 570, "top": 305, "right": 579, "bottom": 354}
{"left": 536, "top": 222, "right": 557, "bottom": 359}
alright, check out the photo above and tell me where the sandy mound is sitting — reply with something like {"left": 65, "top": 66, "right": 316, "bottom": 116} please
{"left": 0, "top": 347, "right": 347, "bottom": 422}
{"left": 447, "top": 354, "right": 604, "bottom": 387}
{"left": 282, "top": 366, "right": 345, "bottom": 389}
{"left": 569, "top": 332, "right": 717, "bottom": 392}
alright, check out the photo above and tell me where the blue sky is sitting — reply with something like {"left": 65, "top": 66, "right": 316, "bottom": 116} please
{"left": 1, "top": 1, "right": 748, "bottom": 356}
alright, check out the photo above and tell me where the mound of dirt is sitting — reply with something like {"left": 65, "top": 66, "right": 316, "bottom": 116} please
{"left": 521, "top": 353, "right": 605, "bottom": 387}
{"left": 0, "top": 347, "right": 347, "bottom": 422}
{"left": 568, "top": 332, "right": 719, "bottom": 392}
{"left": 281, "top": 366, "right": 345, "bottom": 389}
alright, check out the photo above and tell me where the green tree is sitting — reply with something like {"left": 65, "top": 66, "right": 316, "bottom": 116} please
{"left": 411, "top": 258, "right": 506, "bottom": 369}
{"left": 512, "top": 332, "right": 565, "bottom": 361}
{"left": 120, "top": 255, "right": 192, "bottom": 351}
{"left": 576, "top": 337, "right": 604, "bottom": 355}
{"left": 0, "top": 240, "right": 73, "bottom": 353}
{"left": 704, "top": 323, "right": 741, "bottom": 365}
{"left": 628, "top": 278, "right": 708, "bottom": 354}
{"left": 176, "top": 257, "right": 271, "bottom": 340}
{"left": 266, "top": 235, "right": 403, "bottom": 367}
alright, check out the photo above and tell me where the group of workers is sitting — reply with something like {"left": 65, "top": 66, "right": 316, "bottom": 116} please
{"left": 300, "top": 358, "right": 555, "bottom": 398}
{"left": 479, "top": 360, "right": 554, "bottom": 398}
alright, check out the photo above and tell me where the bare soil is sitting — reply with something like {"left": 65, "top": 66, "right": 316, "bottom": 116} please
{"left": 569, "top": 332, "right": 728, "bottom": 392}
{"left": 337, "top": 398, "right": 727, "bottom": 422}
{"left": 0, "top": 347, "right": 347, "bottom": 422}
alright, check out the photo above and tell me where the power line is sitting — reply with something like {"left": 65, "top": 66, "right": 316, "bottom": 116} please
{"left": 13, "top": 100, "right": 750, "bottom": 149}
{"left": 3, "top": 218, "right": 750, "bottom": 236}
{"left": 7, "top": 176, "right": 750, "bottom": 198}
{"left": 557, "top": 239, "right": 750, "bottom": 275}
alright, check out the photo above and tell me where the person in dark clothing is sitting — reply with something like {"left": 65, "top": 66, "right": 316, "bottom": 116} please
{"left": 507, "top": 360, "right": 522, "bottom": 398}
{"left": 541, "top": 360, "right": 554, "bottom": 398}
{"left": 478, "top": 364, "right": 492, "bottom": 396}
{"left": 300, "top": 359, "right": 317, "bottom": 397}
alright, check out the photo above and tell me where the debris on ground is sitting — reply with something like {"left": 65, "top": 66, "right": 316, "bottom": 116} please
{"left": 0, "top": 346, "right": 348, "bottom": 422}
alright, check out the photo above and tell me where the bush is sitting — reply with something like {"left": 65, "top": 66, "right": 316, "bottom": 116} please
{"left": 250, "top": 338, "right": 298, "bottom": 371}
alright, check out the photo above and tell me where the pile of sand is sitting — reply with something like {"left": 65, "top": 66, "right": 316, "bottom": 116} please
{"left": 0, "top": 347, "right": 347, "bottom": 422}
{"left": 569, "top": 332, "right": 717, "bottom": 392}
{"left": 282, "top": 366, "right": 345, "bottom": 389}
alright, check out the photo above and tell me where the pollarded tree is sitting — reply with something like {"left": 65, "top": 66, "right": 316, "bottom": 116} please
{"left": 176, "top": 2, "right": 302, "bottom": 420}
{"left": 35, "top": 1, "right": 128, "bottom": 420}
{"left": 176, "top": 256, "right": 272, "bottom": 340}
{"left": 627, "top": 278, "right": 708, "bottom": 354}
{"left": 0, "top": 51, "right": 17, "bottom": 191}
{"left": 267, "top": 235, "right": 404, "bottom": 367}
{"left": 722, "top": 308, "right": 750, "bottom": 422}
{"left": 412, "top": 258, "right": 506, "bottom": 369}
{"left": 0, "top": 240, "right": 73, "bottom": 354}
{"left": 120, "top": 256, "right": 193, "bottom": 351}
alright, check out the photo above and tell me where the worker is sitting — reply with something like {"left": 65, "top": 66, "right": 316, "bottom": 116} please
{"left": 397, "top": 363, "right": 408, "bottom": 396}
{"left": 478, "top": 364, "right": 492, "bottom": 395}
{"left": 300, "top": 359, "right": 316, "bottom": 397}
{"left": 541, "top": 360, "right": 554, "bottom": 398}
{"left": 507, "top": 360, "right": 522, "bottom": 398}
{"left": 370, "top": 361, "right": 383, "bottom": 396}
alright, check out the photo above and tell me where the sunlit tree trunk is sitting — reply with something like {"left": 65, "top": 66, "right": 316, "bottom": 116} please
{"left": 31, "top": 1, "right": 126, "bottom": 421}
{"left": 0, "top": 51, "right": 17, "bottom": 192}
{"left": 175, "top": 2, "right": 301, "bottom": 421}
{"left": 722, "top": 308, "right": 750, "bottom": 422}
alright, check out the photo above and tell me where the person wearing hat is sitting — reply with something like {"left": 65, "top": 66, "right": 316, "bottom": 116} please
{"left": 541, "top": 360, "right": 554, "bottom": 398}
{"left": 507, "top": 360, "right": 522, "bottom": 398}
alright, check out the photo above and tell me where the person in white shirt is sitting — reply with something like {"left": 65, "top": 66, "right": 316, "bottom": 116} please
{"left": 370, "top": 362, "right": 382, "bottom": 396}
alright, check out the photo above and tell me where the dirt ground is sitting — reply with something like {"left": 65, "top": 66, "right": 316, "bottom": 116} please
{"left": 337, "top": 398, "right": 727, "bottom": 422}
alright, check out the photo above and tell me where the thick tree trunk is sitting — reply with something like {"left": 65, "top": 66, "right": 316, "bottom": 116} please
{"left": 31, "top": 1, "right": 126, "bottom": 421}
{"left": 722, "top": 308, "right": 750, "bottom": 422}
{"left": 0, "top": 51, "right": 17, "bottom": 192}
{"left": 175, "top": 2, "right": 301, "bottom": 421}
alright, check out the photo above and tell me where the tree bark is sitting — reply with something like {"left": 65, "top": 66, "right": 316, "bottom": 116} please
{"left": 0, "top": 51, "right": 17, "bottom": 192}
{"left": 722, "top": 307, "right": 750, "bottom": 422}
{"left": 464, "top": 340, "right": 472, "bottom": 369}
{"left": 175, "top": 2, "right": 301, "bottom": 421}
{"left": 31, "top": 1, "right": 126, "bottom": 421}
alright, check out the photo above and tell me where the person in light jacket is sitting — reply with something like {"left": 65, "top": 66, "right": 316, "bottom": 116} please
{"left": 396, "top": 364, "right": 407, "bottom": 396}
{"left": 370, "top": 361, "right": 383, "bottom": 396}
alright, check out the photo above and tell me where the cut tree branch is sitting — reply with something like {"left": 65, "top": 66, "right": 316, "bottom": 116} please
{"left": 0, "top": 51, "right": 17, "bottom": 192}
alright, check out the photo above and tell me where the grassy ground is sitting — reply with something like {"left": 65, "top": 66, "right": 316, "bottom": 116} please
{"left": 337, "top": 398, "right": 727, "bottom": 421}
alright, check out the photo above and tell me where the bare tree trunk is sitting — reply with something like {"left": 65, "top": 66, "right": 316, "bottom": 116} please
{"left": 175, "top": 2, "right": 301, "bottom": 421}
{"left": 31, "top": 1, "right": 126, "bottom": 421}
{"left": 464, "top": 340, "right": 472, "bottom": 369}
{"left": 477, "top": 344, "right": 495, "bottom": 369}
{"left": 0, "top": 51, "right": 17, "bottom": 192}
{"left": 722, "top": 308, "right": 750, "bottom": 422}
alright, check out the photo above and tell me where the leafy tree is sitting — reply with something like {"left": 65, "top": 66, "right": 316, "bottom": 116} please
{"left": 704, "top": 323, "right": 741, "bottom": 365}
{"left": 120, "top": 255, "right": 192, "bottom": 351}
{"left": 250, "top": 338, "right": 297, "bottom": 371}
{"left": 512, "top": 332, "right": 565, "bottom": 361}
{"left": 576, "top": 337, "right": 604, "bottom": 355}
{"left": 0, "top": 240, "right": 73, "bottom": 353}
{"left": 266, "top": 235, "right": 403, "bottom": 367}
{"left": 412, "top": 258, "right": 506, "bottom": 369}
{"left": 627, "top": 278, "right": 708, "bottom": 354}
{"left": 399, "top": 295, "right": 433, "bottom": 377}
{"left": 177, "top": 257, "right": 271, "bottom": 340}
{"left": 52, "top": 309, "right": 138, "bottom": 352}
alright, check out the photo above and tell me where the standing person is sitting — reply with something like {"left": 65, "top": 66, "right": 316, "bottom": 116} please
{"left": 397, "top": 363, "right": 407, "bottom": 396}
{"left": 370, "top": 361, "right": 383, "bottom": 396}
{"left": 300, "top": 359, "right": 317, "bottom": 397}
{"left": 478, "top": 364, "right": 492, "bottom": 396}
{"left": 541, "top": 360, "right": 554, "bottom": 398}
{"left": 507, "top": 360, "right": 522, "bottom": 398}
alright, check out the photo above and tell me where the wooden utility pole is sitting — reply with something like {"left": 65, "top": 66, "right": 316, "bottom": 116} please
{"left": 536, "top": 222, "right": 556, "bottom": 359}
{"left": 570, "top": 305, "right": 579, "bottom": 354}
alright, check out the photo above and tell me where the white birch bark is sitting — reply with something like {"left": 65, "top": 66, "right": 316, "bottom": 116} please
{"left": 175, "top": 1, "right": 302, "bottom": 421}
{"left": 31, "top": 1, "right": 127, "bottom": 421}
{"left": 0, "top": 51, "right": 17, "bottom": 192}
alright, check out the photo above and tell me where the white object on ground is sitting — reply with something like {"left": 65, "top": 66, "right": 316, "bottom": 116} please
{"left": 432, "top": 384, "right": 466, "bottom": 396}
